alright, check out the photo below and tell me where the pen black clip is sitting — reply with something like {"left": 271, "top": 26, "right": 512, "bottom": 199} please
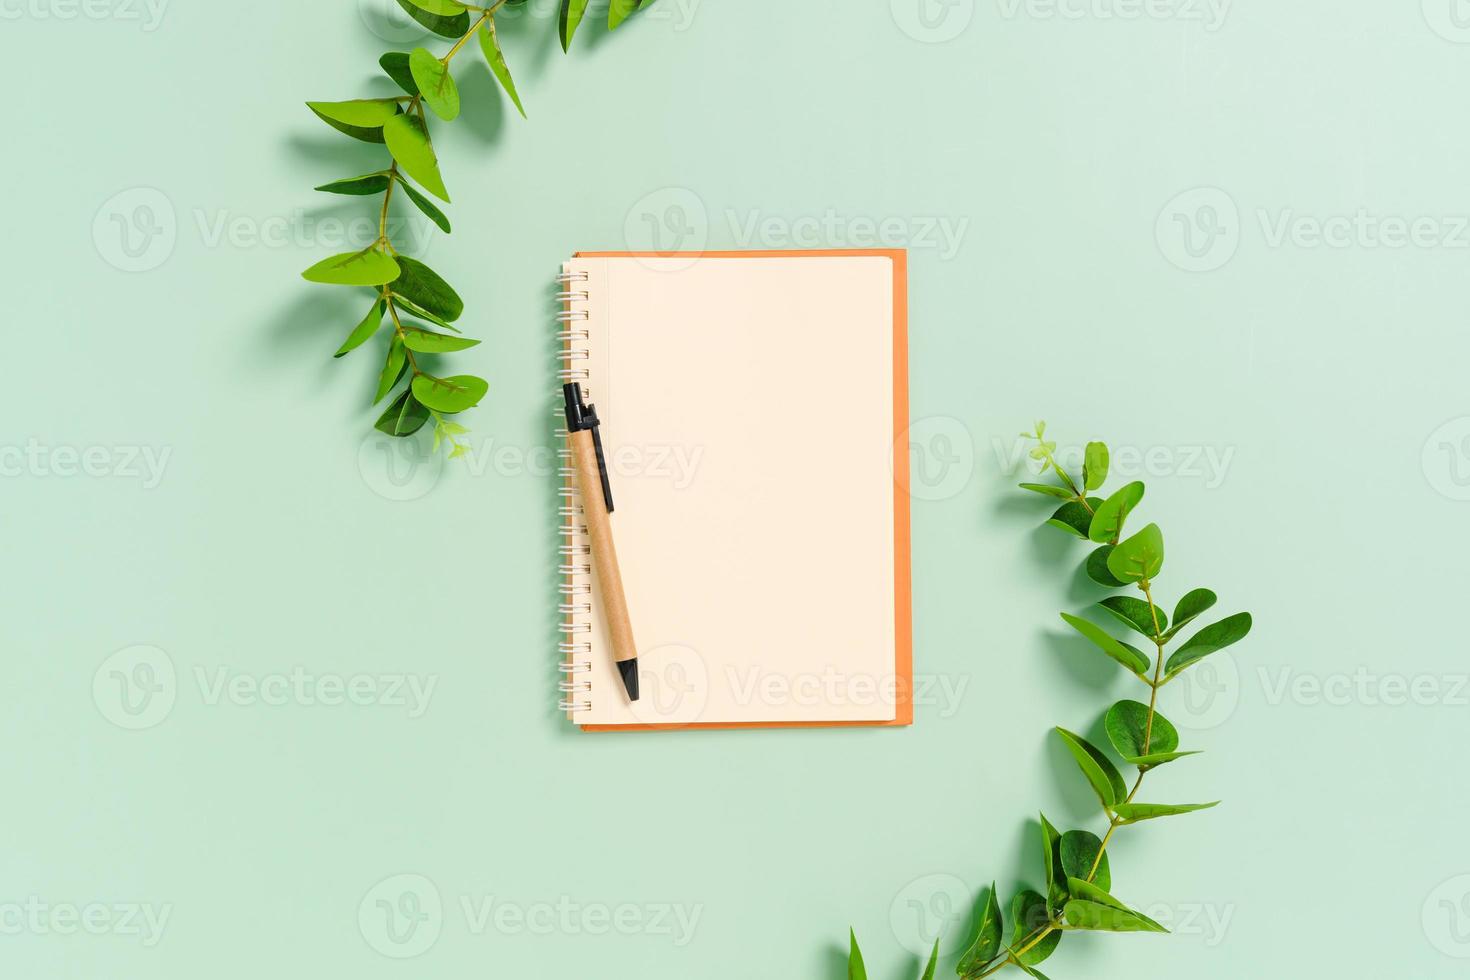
{"left": 561, "top": 382, "right": 615, "bottom": 513}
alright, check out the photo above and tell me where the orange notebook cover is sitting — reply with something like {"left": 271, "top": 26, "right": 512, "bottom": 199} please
{"left": 556, "top": 250, "right": 910, "bottom": 731}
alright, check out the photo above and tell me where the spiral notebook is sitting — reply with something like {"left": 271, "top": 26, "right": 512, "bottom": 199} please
{"left": 556, "top": 249, "right": 911, "bottom": 731}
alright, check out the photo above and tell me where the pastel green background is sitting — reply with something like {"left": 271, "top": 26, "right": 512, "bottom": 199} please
{"left": 4, "top": 0, "right": 1469, "bottom": 976}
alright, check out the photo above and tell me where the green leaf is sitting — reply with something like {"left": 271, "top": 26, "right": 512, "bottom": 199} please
{"left": 314, "top": 172, "right": 391, "bottom": 196}
{"left": 301, "top": 249, "right": 401, "bottom": 287}
{"left": 395, "top": 0, "right": 470, "bottom": 38}
{"left": 1164, "top": 612, "right": 1252, "bottom": 680}
{"left": 1104, "top": 700, "right": 1181, "bottom": 766}
{"left": 921, "top": 938, "right": 939, "bottom": 980}
{"left": 1007, "top": 890, "right": 1060, "bottom": 966}
{"left": 1039, "top": 814, "right": 1065, "bottom": 911}
{"left": 1019, "top": 482, "right": 1073, "bottom": 500}
{"left": 1087, "top": 480, "right": 1144, "bottom": 543}
{"left": 1045, "top": 498, "right": 1100, "bottom": 537}
{"left": 374, "top": 389, "right": 431, "bottom": 437}
{"left": 848, "top": 929, "right": 867, "bottom": 980}
{"left": 609, "top": 0, "right": 640, "bottom": 28}
{"left": 1112, "top": 801, "right": 1219, "bottom": 824}
{"left": 383, "top": 113, "right": 450, "bottom": 202}
{"left": 1058, "top": 612, "right": 1150, "bottom": 677}
{"left": 1106, "top": 523, "right": 1164, "bottom": 584}
{"left": 1010, "top": 961, "right": 1051, "bottom": 980}
{"left": 401, "top": 326, "right": 480, "bottom": 353}
{"left": 375, "top": 336, "right": 407, "bottom": 404}
{"left": 1064, "top": 877, "right": 1122, "bottom": 908}
{"left": 306, "top": 99, "right": 400, "bottom": 143}
{"left": 1085, "top": 545, "right": 1127, "bottom": 588}
{"left": 1164, "top": 588, "right": 1218, "bottom": 640}
{"left": 392, "top": 294, "right": 458, "bottom": 332}
{"left": 394, "top": 175, "right": 451, "bottom": 234}
{"left": 956, "top": 884, "right": 1002, "bottom": 976}
{"left": 1062, "top": 899, "right": 1166, "bottom": 933}
{"left": 479, "top": 22, "right": 527, "bottom": 118}
{"left": 380, "top": 52, "right": 419, "bottom": 95}
{"left": 335, "top": 299, "right": 386, "bottom": 358}
{"left": 391, "top": 256, "right": 463, "bottom": 321}
{"left": 1054, "top": 728, "right": 1126, "bottom": 809}
{"left": 404, "top": 0, "right": 467, "bottom": 14}
{"left": 1128, "top": 750, "right": 1201, "bottom": 767}
{"left": 560, "top": 0, "right": 591, "bottom": 51}
{"left": 409, "top": 47, "right": 460, "bottom": 121}
{"left": 1064, "top": 879, "right": 1167, "bottom": 932}
{"left": 1096, "top": 596, "right": 1166, "bottom": 638}
{"left": 1083, "top": 441, "right": 1109, "bottom": 491}
{"left": 1058, "top": 830, "right": 1109, "bottom": 892}
{"left": 412, "top": 373, "right": 488, "bottom": 413}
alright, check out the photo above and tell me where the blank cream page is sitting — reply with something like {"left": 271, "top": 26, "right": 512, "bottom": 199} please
{"left": 567, "top": 253, "right": 901, "bottom": 727}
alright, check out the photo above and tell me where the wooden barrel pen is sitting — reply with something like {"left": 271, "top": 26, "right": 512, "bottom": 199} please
{"left": 562, "top": 382, "right": 640, "bottom": 702}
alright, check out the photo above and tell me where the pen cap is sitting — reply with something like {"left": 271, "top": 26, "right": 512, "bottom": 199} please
{"left": 563, "top": 382, "right": 596, "bottom": 432}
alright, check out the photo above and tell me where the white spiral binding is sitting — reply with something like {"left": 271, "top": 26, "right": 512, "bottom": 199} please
{"left": 557, "top": 268, "right": 594, "bottom": 715}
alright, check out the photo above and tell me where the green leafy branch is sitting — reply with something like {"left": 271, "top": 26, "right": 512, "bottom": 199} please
{"left": 849, "top": 421, "right": 1253, "bottom": 980}
{"left": 300, "top": 0, "right": 655, "bottom": 455}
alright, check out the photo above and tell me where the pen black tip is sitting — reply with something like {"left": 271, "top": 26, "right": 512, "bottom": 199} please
{"left": 617, "top": 658, "right": 640, "bottom": 702}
